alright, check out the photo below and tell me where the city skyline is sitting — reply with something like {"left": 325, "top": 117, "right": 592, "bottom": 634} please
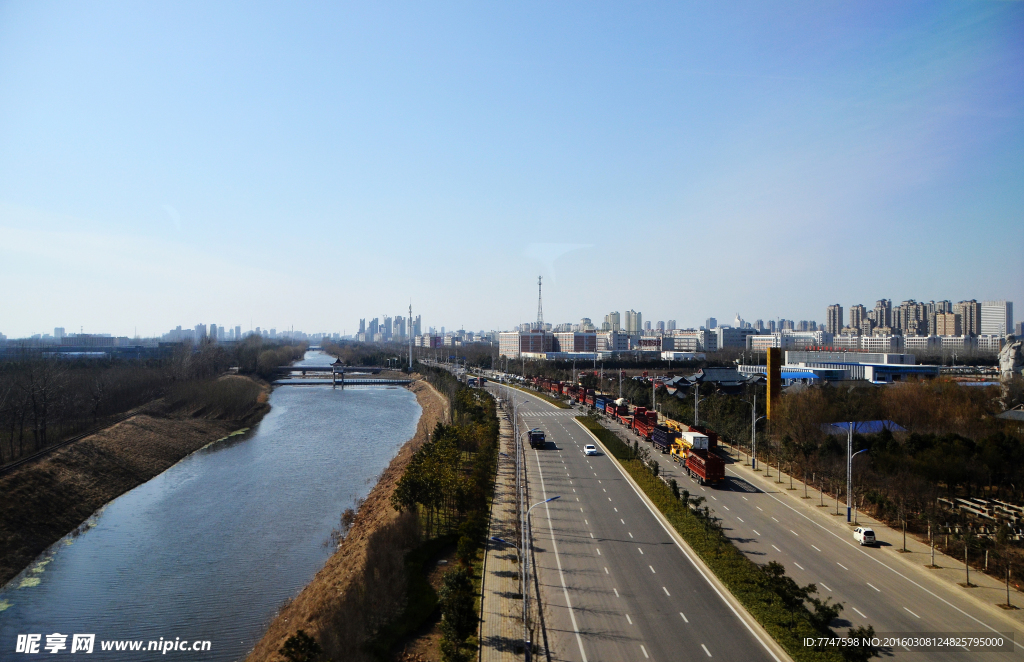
{"left": 2, "top": 3, "right": 1022, "bottom": 337}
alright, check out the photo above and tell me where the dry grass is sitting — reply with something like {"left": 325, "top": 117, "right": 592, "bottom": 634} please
{"left": 245, "top": 378, "right": 448, "bottom": 662}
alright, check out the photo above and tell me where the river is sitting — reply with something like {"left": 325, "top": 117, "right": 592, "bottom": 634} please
{"left": 0, "top": 351, "right": 421, "bottom": 660}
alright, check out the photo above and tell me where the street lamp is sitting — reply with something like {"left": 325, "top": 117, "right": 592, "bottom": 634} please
{"left": 522, "top": 495, "right": 560, "bottom": 661}
{"left": 848, "top": 446, "right": 868, "bottom": 523}
{"left": 752, "top": 415, "right": 766, "bottom": 470}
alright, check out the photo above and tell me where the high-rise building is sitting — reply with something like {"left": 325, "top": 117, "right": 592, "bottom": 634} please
{"left": 413, "top": 315, "right": 422, "bottom": 337}
{"left": 872, "top": 299, "right": 892, "bottom": 328}
{"left": 644, "top": 321, "right": 652, "bottom": 332}
{"left": 624, "top": 310, "right": 642, "bottom": 334}
{"left": 1015, "top": 321, "right": 1023, "bottom": 337}
{"left": 235, "top": 325, "right": 242, "bottom": 340}
{"left": 667, "top": 320, "right": 676, "bottom": 331}
{"left": 604, "top": 311, "right": 621, "bottom": 332}
{"left": 54, "top": 327, "right": 65, "bottom": 340}
{"left": 195, "top": 323, "right": 207, "bottom": 341}
{"left": 826, "top": 304, "right": 843, "bottom": 335}
{"left": 849, "top": 305, "right": 866, "bottom": 329}
{"left": 210, "top": 324, "right": 218, "bottom": 341}
{"left": 981, "top": 301, "right": 1013, "bottom": 336}
{"left": 954, "top": 300, "right": 981, "bottom": 336}
{"left": 705, "top": 317, "right": 718, "bottom": 330}
{"left": 935, "top": 313, "right": 961, "bottom": 337}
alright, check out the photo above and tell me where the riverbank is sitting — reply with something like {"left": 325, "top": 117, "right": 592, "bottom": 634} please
{"left": 0, "top": 374, "right": 270, "bottom": 588}
{"left": 245, "top": 377, "right": 448, "bottom": 662}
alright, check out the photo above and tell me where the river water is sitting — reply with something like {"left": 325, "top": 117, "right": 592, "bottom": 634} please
{"left": 0, "top": 351, "right": 421, "bottom": 660}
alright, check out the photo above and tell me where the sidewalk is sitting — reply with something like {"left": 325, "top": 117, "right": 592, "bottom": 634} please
{"left": 479, "top": 413, "right": 524, "bottom": 662}
{"left": 716, "top": 438, "right": 1024, "bottom": 632}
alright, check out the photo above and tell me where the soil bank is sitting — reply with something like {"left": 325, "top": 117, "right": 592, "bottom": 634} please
{"left": 0, "top": 374, "right": 270, "bottom": 587}
{"left": 245, "top": 377, "right": 447, "bottom": 662}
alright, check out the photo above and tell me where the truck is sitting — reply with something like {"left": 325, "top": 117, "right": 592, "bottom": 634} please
{"left": 670, "top": 430, "right": 709, "bottom": 463}
{"left": 651, "top": 425, "right": 678, "bottom": 454}
{"left": 632, "top": 411, "right": 658, "bottom": 439}
{"left": 685, "top": 448, "right": 725, "bottom": 486}
{"left": 527, "top": 428, "right": 546, "bottom": 449}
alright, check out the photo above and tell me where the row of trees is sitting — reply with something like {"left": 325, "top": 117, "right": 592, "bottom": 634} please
{"left": 0, "top": 336, "right": 306, "bottom": 464}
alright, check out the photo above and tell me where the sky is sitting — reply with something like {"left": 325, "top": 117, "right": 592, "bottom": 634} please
{"left": 1, "top": 1, "right": 1022, "bottom": 338}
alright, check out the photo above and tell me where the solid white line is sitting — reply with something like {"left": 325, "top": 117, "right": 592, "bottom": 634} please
{"left": 811, "top": 545, "right": 821, "bottom": 552}
{"left": 752, "top": 529, "right": 761, "bottom": 536}
{"left": 867, "top": 582, "right": 880, "bottom": 592}
{"left": 725, "top": 464, "right": 1024, "bottom": 651}
{"left": 852, "top": 607, "right": 866, "bottom": 618}
{"left": 533, "top": 450, "right": 588, "bottom": 662}
{"left": 837, "top": 562, "right": 848, "bottom": 570}
{"left": 626, "top": 613, "right": 633, "bottom": 624}
{"left": 680, "top": 612, "right": 689, "bottom": 623}
{"left": 772, "top": 545, "right": 781, "bottom": 552}
{"left": 649, "top": 565, "right": 656, "bottom": 573}
{"left": 904, "top": 607, "right": 920, "bottom": 618}
{"left": 640, "top": 645, "right": 649, "bottom": 659}
{"left": 702, "top": 643, "right": 712, "bottom": 657}
{"left": 794, "top": 562, "right": 804, "bottom": 570}
{"left": 820, "top": 583, "right": 832, "bottom": 592}
{"left": 663, "top": 586, "right": 671, "bottom": 596}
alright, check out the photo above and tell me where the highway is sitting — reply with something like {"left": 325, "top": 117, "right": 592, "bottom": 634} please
{"left": 494, "top": 385, "right": 784, "bottom": 662}
{"left": 597, "top": 410, "right": 1023, "bottom": 661}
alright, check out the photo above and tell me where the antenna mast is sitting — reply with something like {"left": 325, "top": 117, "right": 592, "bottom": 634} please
{"left": 536, "top": 275, "right": 544, "bottom": 331}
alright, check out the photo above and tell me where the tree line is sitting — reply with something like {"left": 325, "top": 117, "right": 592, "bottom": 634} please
{"left": 0, "top": 336, "right": 307, "bottom": 464}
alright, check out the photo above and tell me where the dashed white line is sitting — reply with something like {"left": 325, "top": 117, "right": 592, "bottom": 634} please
{"left": 641, "top": 645, "right": 649, "bottom": 659}
{"left": 620, "top": 519, "right": 625, "bottom": 524}
{"left": 790, "top": 530, "right": 799, "bottom": 536}
{"left": 772, "top": 517, "right": 779, "bottom": 522}
{"left": 626, "top": 614, "right": 633, "bottom": 625}
{"left": 866, "top": 582, "right": 880, "bottom": 592}
{"left": 613, "top": 587, "right": 618, "bottom": 596}
{"left": 629, "top": 532, "right": 634, "bottom": 538}
{"left": 649, "top": 565, "right": 656, "bottom": 574}
{"left": 752, "top": 529, "right": 761, "bottom": 536}
{"left": 756, "top": 506, "right": 763, "bottom": 511}
{"left": 680, "top": 612, "right": 689, "bottom": 623}
{"left": 736, "top": 517, "right": 744, "bottom": 522}
{"left": 710, "top": 495, "right": 718, "bottom": 501}
{"left": 811, "top": 545, "right": 821, "bottom": 552}
{"left": 596, "top": 549, "right": 602, "bottom": 556}
{"left": 852, "top": 607, "right": 866, "bottom": 618}
{"left": 772, "top": 545, "right": 781, "bottom": 552}
{"left": 584, "top": 519, "right": 588, "bottom": 525}
{"left": 820, "top": 583, "right": 832, "bottom": 592}
{"left": 604, "top": 567, "right": 609, "bottom": 574}
{"left": 794, "top": 562, "right": 804, "bottom": 570}
{"left": 638, "top": 547, "right": 644, "bottom": 555}
{"left": 590, "top": 532, "right": 594, "bottom": 538}
{"left": 904, "top": 607, "right": 920, "bottom": 618}
{"left": 701, "top": 643, "right": 712, "bottom": 657}
{"left": 837, "top": 562, "right": 848, "bottom": 570}
{"left": 723, "top": 505, "right": 730, "bottom": 511}
{"left": 614, "top": 507, "right": 618, "bottom": 512}
{"left": 662, "top": 586, "right": 671, "bottom": 596}
{"left": 742, "top": 496, "right": 748, "bottom": 501}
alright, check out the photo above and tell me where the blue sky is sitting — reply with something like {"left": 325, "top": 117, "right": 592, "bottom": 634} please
{"left": 1, "top": 1, "right": 1021, "bottom": 337}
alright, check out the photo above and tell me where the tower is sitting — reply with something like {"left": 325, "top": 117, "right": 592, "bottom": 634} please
{"left": 536, "top": 275, "right": 544, "bottom": 331}
{"left": 409, "top": 302, "right": 413, "bottom": 370}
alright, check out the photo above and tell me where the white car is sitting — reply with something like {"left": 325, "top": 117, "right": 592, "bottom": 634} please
{"left": 853, "top": 527, "right": 876, "bottom": 546}
{"left": 584, "top": 444, "right": 598, "bottom": 456}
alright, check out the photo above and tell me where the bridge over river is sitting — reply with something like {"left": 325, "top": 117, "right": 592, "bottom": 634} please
{"left": 273, "top": 363, "right": 411, "bottom": 387}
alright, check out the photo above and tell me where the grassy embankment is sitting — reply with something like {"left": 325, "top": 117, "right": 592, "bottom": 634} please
{"left": 249, "top": 365, "right": 499, "bottom": 662}
{"left": 504, "top": 382, "right": 571, "bottom": 409}
{"left": 576, "top": 415, "right": 875, "bottom": 662}
{"left": 0, "top": 375, "right": 270, "bottom": 587}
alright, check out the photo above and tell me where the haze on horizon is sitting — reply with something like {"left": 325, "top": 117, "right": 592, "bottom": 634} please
{"left": 1, "top": 1, "right": 1022, "bottom": 339}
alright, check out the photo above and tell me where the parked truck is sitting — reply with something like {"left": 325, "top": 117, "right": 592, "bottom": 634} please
{"left": 670, "top": 430, "right": 709, "bottom": 463}
{"left": 651, "top": 425, "right": 679, "bottom": 453}
{"left": 685, "top": 448, "right": 725, "bottom": 486}
{"left": 528, "top": 428, "right": 546, "bottom": 449}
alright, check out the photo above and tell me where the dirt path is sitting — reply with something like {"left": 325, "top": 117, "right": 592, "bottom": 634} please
{"left": 245, "top": 377, "right": 448, "bottom": 662}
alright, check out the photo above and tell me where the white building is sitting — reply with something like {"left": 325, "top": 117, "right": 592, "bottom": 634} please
{"left": 981, "top": 301, "right": 1013, "bottom": 336}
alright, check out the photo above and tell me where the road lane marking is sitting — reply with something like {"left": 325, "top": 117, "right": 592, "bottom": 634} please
{"left": 811, "top": 545, "right": 821, "bottom": 551}
{"left": 794, "top": 562, "right": 804, "bottom": 570}
{"left": 737, "top": 517, "right": 744, "bottom": 522}
{"left": 533, "top": 449, "right": 589, "bottom": 662}
{"left": 790, "top": 530, "right": 798, "bottom": 536}
{"left": 772, "top": 545, "right": 781, "bottom": 552}
{"left": 585, "top": 520, "right": 588, "bottom": 525}
{"left": 603, "top": 488, "right": 607, "bottom": 492}
{"left": 573, "top": 488, "right": 576, "bottom": 492}
{"left": 649, "top": 565, "right": 656, "bottom": 573}
{"left": 852, "top": 607, "right": 866, "bottom": 618}
{"left": 613, "top": 587, "right": 618, "bottom": 595}
{"left": 614, "top": 507, "right": 618, "bottom": 512}
{"left": 605, "top": 567, "right": 609, "bottom": 574}
{"left": 710, "top": 495, "right": 718, "bottom": 500}
{"left": 752, "top": 529, "right": 761, "bottom": 536}
{"left": 680, "top": 612, "right": 689, "bottom": 623}
{"left": 702, "top": 643, "right": 712, "bottom": 657}
{"left": 742, "top": 496, "right": 748, "bottom": 500}
{"left": 772, "top": 517, "right": 779, "bottom": 522}
{"left": 641, "top": 645, "right": 649, "bottom": 659}
{"left": 757, "top": 506, "right": 763, "bottom": 511}
{"left": 663, "top": 586, "right": 670, "bottom": 596}
{"left": 629, "top": 532, "right": 633, "bottom": 538}
{"left": 820, "top": 583, "right": 832, "bottom": 592}
{"left": 867, "top": 582, "right": 880, "bottom": 592}
{"left": 638, "top": 547, "right": 644, "bottom": 554}
{"left": 590, "top": 533, "right": 594, "bottom": 538}
{"left": 621, "top": 519, "right": 625, "bottom": 524}
{"left": 626, "top": 614, "right": 633, "bottom": 624}
{"left": 723, "top": 506, "right": 730, "bottom": 511}
{"left": 608, "top": 497, "right": 612, "bottom": 501}
{"left": 837, "top": 562, "right": 848, "bottom": 570}
{"left": 904, "top": 607, "right": 920, "bottom": 618}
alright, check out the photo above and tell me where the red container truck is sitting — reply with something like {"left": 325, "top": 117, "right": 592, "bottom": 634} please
{"left": 685, "top": 449, "right": 725, "bottom": 486}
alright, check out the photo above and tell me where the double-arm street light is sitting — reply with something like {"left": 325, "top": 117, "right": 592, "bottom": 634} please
{"left": 848, "top": 446, "right": 868, "bottom": 522}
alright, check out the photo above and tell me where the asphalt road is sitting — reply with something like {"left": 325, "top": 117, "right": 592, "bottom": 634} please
{"left": 497, "top": 387, "right": 783, "bottom": 662}
{"left": 597, "top": 410, "right": 1023, "bottom": 661}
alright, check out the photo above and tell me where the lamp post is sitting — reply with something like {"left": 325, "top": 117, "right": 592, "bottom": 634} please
{"left": 522, "top": 496, "right": 560, "bottom": 660}
{"left": 848, "top": 447, "right": 868, "bottom": 522}
{"left": 752, "top": 414, "right": 766, "bottom": 470}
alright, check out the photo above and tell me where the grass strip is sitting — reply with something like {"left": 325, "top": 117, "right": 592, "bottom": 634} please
{"left": 576, "top": 415, "right": 850, "bottom": 662}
